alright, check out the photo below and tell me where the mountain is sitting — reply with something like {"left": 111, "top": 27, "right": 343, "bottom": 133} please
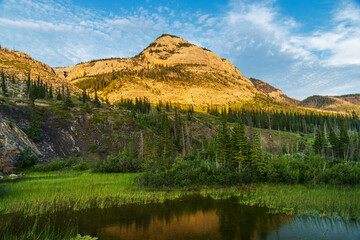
{"left": 54, "top": 34, "right": 293, "bottom": 107}
{"left": 0, "top": 47, "right": 78, "bottom": 97}
{"left": 336, "top": 94, "right": 360, "bottom": 105}
{"left": 299, "top": 95, "right": 360, "bottom": 113}
{"left": 249, "top": 78, "right": 299, "bottom": 106}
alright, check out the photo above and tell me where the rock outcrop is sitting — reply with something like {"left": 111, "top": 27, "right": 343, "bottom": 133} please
{"left": 0, "top": 115, "right": 41, "bottom": 162}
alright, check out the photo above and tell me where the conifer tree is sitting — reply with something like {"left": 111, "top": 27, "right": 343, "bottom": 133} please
{"left": 313, "top": 127, "right": 324, "bottom": 154}
{"left": 63, "top": 87, "right": 73, "bottom": 109}
{"left": 232, "top": 119, "right": 250, "bottom": 169}
{"left": 1, "top": 70, "right": 8, "bottom": 97}
{"left": 29, "top": 81, "right": 37, "bottom": 105}
{"left": 48, "top": 85, "right": 53, "bottom": 99}
{"left": 328, "top": 123, "right": 339, "bottom": 158}
{"left": 339, "top": 118, "right": 350, "bottom": 159}
{"left": 82, "top": 88, "right": 87, "bottom": 103}
{"left": 26, "top": 73, "right": 31, "bottom": 97}
{"left": 94, "top": 88, "right": 101, "bottom": 107}
{"left": 251, "top": 132, "right": 265, "bottom": 175}
{"left": 217, "top": 118, "right": 231, "bottom": 166}
{"left": 56, "top": 90, "right": 62, "bottom": 100}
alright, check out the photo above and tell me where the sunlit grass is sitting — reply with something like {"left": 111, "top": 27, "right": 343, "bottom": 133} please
{"left": 237, "top": 184, "right": 360, "bottom": 220}
{"left": 0, "top": 171, "right": 182, "bottom": 216}
{"left": 1, "top": 171, "right": 359, "bottom": 221}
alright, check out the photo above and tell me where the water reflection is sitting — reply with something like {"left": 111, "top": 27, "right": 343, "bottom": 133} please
{"left": 2, "top": 195, "right": 360, "bottom": 239}
{"left": 73, "top": 195, "right": 292, "bottom": 240}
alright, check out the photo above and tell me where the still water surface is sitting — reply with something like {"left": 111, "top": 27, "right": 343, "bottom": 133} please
{"left": 55, "top": 195, "right": 360, "bottom": 240}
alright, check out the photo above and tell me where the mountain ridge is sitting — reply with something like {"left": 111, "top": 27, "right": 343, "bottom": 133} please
{"left": 0, "top": 47, "right": 79, "bottom": 96}
{"left": 54, "top": 34, "right": 295, "bottom": 107}
{"left": 2, "top": 34, "right": 359, "bottom": 113}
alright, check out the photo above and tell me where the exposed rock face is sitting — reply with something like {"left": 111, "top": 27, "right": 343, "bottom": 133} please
{"left": 0, "top": 99, "right": 154, "bottom": 162}
{"left": 0, "top": 116, "right": 41, "bottom": 161}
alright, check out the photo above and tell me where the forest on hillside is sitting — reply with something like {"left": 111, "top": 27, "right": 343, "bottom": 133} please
{"left": 1, "top": 72, "right": 360, "bottom": 187}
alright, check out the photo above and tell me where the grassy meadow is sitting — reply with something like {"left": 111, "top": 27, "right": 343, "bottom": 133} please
{"left": 0, "top": 171, "right": 359, "bottom": 221}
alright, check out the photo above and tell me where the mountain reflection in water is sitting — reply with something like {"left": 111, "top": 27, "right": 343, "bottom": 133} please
{"left": 75, "top": 195, "right": 291, "bottom": 240}
{"left": 3, "top": 195, "right": 359, "bottom": 239}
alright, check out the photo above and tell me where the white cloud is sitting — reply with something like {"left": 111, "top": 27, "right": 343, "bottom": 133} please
{"left": 0, "top": 0, "right": 359, "bottom": 99}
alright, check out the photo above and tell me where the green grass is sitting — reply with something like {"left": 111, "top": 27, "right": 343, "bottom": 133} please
{"left": 237, "top": 184, "right": 360, "bottom": 220}
{"left": 0, "top": 171, "right": 183, "bottom": 216}
{"left": 0, "top": 171, "right": 359, "bottom": 221}
{"left": 0, "top": 217, "right": 78, "bottom": 240}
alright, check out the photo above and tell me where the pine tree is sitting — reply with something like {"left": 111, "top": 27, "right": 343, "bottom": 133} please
{"left": 232, "top": 119, "right": 250, "bottom": 169}
{"left": 26, "top": 73, "right": 31, "bottom": 97}
{"left": 29, "top": 81, "right": 37, "bottom": 105}
{"left": 328, "top": 123, "right": 339, "bottom": 158}
{"left": 82, "top": 88, "right": 87, "bottom": 104}
{"left": 56, "top": 90, "right": 62, "bottom": 100}
{"left": 339, "top": 118, "right": 350, "bottom": 160}
{"left": 217, "top": 118, "right": 232, "bottom": 166}
{"left": 26, "top": 109, "right": 41, "bottom": 141}
{"left": 313, "top": 127, "right": 324, "bottom": 154}
{"left": 94, "top": 88, "right": 101, "bottom": 107}
{"left": 251, "top": 132, "right": 266, "bottom": 175}
{"left": 61, "top": 85, "right": 65, "bottom": 102}
{"left": 1, "top": 70, "right": 8, "bottom": 97}
{"left": 63, "top": 87, "right": 74, "bottom": 109}
{"left": 48, "top": 85, "right": 53, "bottom": 99}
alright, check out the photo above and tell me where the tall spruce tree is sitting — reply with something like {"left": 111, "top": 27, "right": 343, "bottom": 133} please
{"left": 328, "top": 122, "right": 339, "bottom": 158}
{"left": 94, "top": 88, "right": 101, "bottom": 107}
{"left": 232, "top": 119, "right": 250, "bottom": 169}
{"left": 313, "top": 127, "right": 324, "bottom": 154}
{"left": 339, "top": 118, "right": 350, "bottom": 160}
{"left": 63, "top": 87, "right": 74, "bottom": 109}
{"left": 82, "top": 88, "right": 87, "bottom": 103}
{"left": 251, "top": 132, "right": 265, "bottom": 175}
{"left": 56, "top": 89, "right": 62, "bottom": 100}
{"left": 217, "top": 118, "right": 231, "bottom": 166}
{"left": 48, "top": 85, "right": 53, "bottom": 99}
{"left": 26, "top": 74, "right": 31, "bottom": 97}
{"left": 1, "top": 70, "right": 8, "bottom": 97}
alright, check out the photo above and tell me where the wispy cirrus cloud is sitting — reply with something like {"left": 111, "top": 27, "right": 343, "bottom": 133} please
{"left": 0, "top": 0, "right": 359, "bottom": 99}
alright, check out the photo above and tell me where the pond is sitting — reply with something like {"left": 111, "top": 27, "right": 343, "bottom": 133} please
{"left": 3, "top": 195, "right": 360, "bottom": 239}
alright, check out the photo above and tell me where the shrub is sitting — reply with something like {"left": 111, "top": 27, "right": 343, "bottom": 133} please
{"left": 16, "top": 148, "right": 38, "bottom": 168}
{"left": 73, "top": 161, "right": 89, "bottom": 171}
{"left": 93, "top": 154, "right": 140, "bottom": 173}
{"left": 65, "top": 157, "right": 75, "bottom": 167}
{"left": 319, "top": 162, "right": 360, "bottom": 185}
{"left": 48, "top": 159, "right": 65, "bottom": 171}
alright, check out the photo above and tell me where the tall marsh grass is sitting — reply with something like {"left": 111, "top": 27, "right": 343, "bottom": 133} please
{"left": 0, "top": 171, "right": 359, "bottom": 221}
{"left": 0, "top": 171, "right": 182, "bottom": 216}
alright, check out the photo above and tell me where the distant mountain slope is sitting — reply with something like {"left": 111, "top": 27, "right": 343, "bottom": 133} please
{"left": 335, "top": 94, "right": 360, "bottom": 105}
{"left": 0, "top": 47, "right": 78, "bottom": 96}
{"left": 249, "top": 78, "right": 299, "bottom": 106}
{"left": 299, "top": 95, "right": 360, "bottom": 113}
{"left": 55, "top": 34, "right": 293, "bottom": 106}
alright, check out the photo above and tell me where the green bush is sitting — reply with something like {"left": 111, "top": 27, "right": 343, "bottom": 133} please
{"left": 16, "top": 148, "right": 38, "bottom": 168}
{"left": 319, "top": 162, "right": 360, "bottom": 185}
{"left": 65, "top": 157, "right": 75, "bottom": 167}
{"left": 73, "top": 161, "right": 89, "bottom": 171}
{"left": 135, "top": 157, "right": 246, "bottom": 187}
{"left": 48, "top": 159, "right": 65, "bottom": 171}
{"left": 93, "top": 154, "right": 140, "bottom": 173}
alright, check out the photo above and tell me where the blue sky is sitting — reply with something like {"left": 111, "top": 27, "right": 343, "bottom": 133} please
{"left": 1, "top": 0, "right": 360, "bottom": 99}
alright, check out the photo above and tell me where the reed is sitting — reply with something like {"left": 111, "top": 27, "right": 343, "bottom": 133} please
{"left": 1, "top": 171, "right": 359, "bottom": 221}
